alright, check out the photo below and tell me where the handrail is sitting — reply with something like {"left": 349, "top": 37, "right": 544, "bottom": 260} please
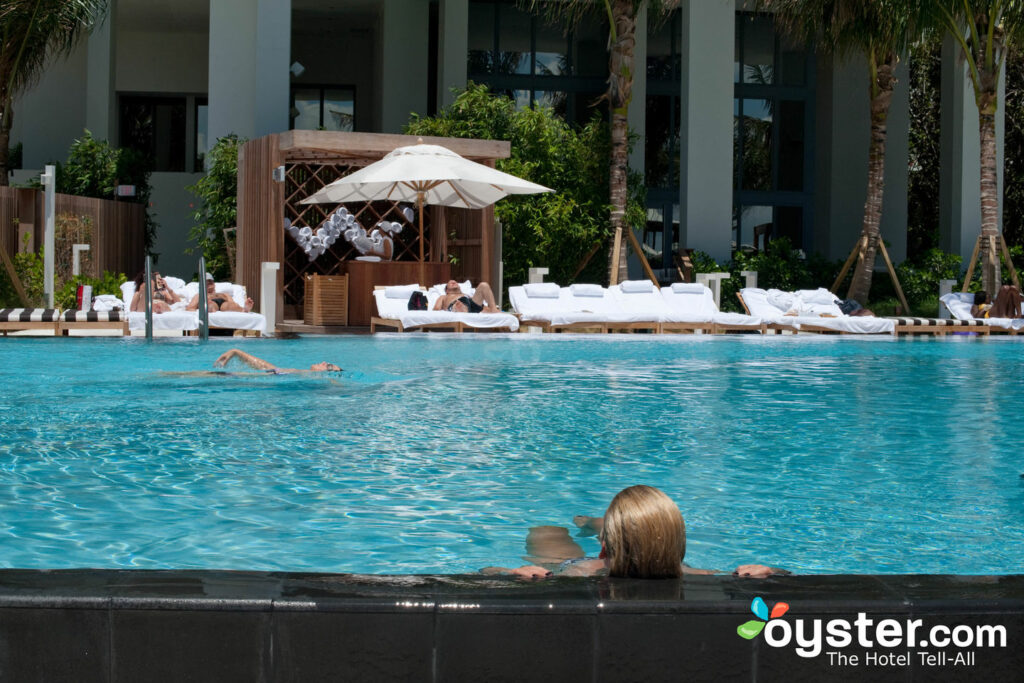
{"left": 198, "top": 257, "right": 209, "bottom": 340}
{"left": 144, "top": 255, "right": 153, "bottom": 340}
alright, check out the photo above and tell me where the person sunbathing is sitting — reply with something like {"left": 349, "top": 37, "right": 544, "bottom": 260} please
{"left": 130, "top": 272, "right": 174, "bottom": 313}
{"left": 482, "top": 485, "right": 785, "bottom": 579}
{"left": 213, "top": 348, "right": 341, "bottom": 374}
{"left": 188, "top": 274, "right": 254, "bottom": 312}
{"left": 971, "top": 286, "right": 1023, "bottom": 319}
{"left": 433, "top": 279, "right": 499, "bottom": 313}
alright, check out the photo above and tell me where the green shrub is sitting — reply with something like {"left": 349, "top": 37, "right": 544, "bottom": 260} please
{"left": 895, "top": 248, "right": 962, "bottom": 304}
{"left": 188, "top": 134, "right": 243, "bottom": 281}
{"left": 55, "top": 270, "right": 126, "bottom": 310}
{"left": 33, "top": 131, "right": 156, "bottom": 249}
{"left": 0, "top": 235, "right": 45, "bottom": 307}
{"left": 405, "top": 83, "right": 644, "bottom": 289}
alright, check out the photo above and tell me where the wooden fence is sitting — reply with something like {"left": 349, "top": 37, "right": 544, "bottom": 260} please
{"left": 0, "top": 186, "right": 145, "bottom": 280}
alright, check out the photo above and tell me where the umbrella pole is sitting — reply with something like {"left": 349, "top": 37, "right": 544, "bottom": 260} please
{"left": 418, "top": 192, "right": 425, "bottom": 287}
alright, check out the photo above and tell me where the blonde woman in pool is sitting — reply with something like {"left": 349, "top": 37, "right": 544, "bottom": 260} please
{"left": 485, "top": 485, "right": 783, "bottom": 579}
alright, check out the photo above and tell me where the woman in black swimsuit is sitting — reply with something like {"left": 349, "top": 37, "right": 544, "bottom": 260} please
{"left": 130, "top": 272, "right": 176, "bottom": 313}
{"left": 187, "top": 274, "right": 254, "bottom": 312}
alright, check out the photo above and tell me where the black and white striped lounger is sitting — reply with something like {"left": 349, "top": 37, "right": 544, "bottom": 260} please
{"left": 0, "top": 308, "right": 59, "bottom": 335}
{"left": 59, "top": 310, "right": 129, "bottom": 335}
{"left": 888, "top": 317, "right": 993, "bottom": 336}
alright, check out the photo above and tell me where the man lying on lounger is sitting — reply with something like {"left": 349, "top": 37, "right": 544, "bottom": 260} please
{"left": 433, "top": 280, "right": 500, "bottom": 313}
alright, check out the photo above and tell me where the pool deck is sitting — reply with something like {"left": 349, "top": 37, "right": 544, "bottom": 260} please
{"left": 0, "top": 569, "right": 1020, "bottom": 681}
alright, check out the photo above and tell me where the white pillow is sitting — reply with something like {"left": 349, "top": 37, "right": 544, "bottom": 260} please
{"left": 524, "top": 282, "right": 560, "bottom": 298}
{"left": 796, "top": 288, "right": 837, "bottom": 306}
{"left": 671, "top": 282, "right": 705, "bottom": 294}
{"left": 621, "top": 279, "right": 653, "bottom": 293}
{"left": 120, "top": 281, "right": 136, "bottom": 308}
{"left": 431, "top": 280, "right": 472, "bottom": 296}
{"left": 385, "top": 285, "right": 422, "bottom": 299}
{"left": 163, "top": 276, "right": 186, "bottom": 291}
{"left": 570, "top": 284, "right": 604, "bottom": 298}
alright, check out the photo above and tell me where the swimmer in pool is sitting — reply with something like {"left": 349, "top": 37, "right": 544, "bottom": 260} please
{"left": 212, "top": 348, "right": 341, "bottom": 373}
{"left": 481, "top": 485, "right": 787, "bottom": 579}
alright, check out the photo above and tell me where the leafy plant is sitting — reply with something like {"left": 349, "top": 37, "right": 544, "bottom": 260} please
{"left": 0, "top": 233, "right": 44, "bottom": 307}
{"left": 406, "top": 83, "right": 644, "bottom": 290}
{"left": 188, "top": 134, "right": 244, "bottom": 281}
{"left": 27, "top": 131, "right": 156, "bottom": 249}
{"left": 54, "top": 270, "right": 125, "bottom": 310}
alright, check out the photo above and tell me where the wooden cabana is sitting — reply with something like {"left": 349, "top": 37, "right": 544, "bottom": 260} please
{"left": 236, "top": 131, "right": 509, "bottom": 326}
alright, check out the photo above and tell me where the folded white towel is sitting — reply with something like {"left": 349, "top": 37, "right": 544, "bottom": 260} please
{"left": 671, "top": 282, "right": 706, "bottom": 294}
{"left": 621, "top": 279, "right": 654, "bottom": 293}
{"left": 524, "top": 282, "right": 560, "bottom": 298}
{"left": 570, "top": 284, "right": 604, "bottom": 297}
{"left": 92, "top": 294, "right": 124, "bottom": 312}
{"left": 385, "top": 285, "right": 422, "bottom": 299}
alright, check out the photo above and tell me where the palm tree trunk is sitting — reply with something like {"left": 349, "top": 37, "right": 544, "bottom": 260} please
{"left": 846, "top": 54, "right": 895, "bottom": 304}
{"left": 0, "top": 87, "right": 11, "bottom": 188}
{"left": 978, "top": 108, "right": 1000, "bottom": 297}
{"left": 606, "top": 0, "right": 634, "bottom": 284}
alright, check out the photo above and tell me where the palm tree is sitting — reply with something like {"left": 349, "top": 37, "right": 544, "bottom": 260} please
{"left": 0, "top": 0, "right": 108, "bottom": 186}
{"left": 524, "top": 0, "right": 680, "bottom": 284}
{"left": 925, "top": 1, "right": 1024, "bottom": 297}
{"left": 757, "top": 1, "right": 918, "bottom": 304}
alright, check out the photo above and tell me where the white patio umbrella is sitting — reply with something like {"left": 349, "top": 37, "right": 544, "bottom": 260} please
{"left": 300, "top": 142, "right": 553, "bottom": 269}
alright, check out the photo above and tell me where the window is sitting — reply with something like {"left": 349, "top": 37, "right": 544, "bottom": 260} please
{"left": 119, "top": 94, "right": 207, "bottom": 173}
{"left": 733, "top": 14, "right": 814, "bottom": 252}
{"left": 290, "top": 86, "right": 355, "bottom": 132}
{"left": 467, "top": 0, "right": 606, "bottom": 126}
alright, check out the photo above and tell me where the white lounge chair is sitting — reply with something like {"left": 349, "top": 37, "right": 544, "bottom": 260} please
{"left": 508, "top": 283, "right": 612, "bottom": 332}
{"left": 939, "top": 291, "right": 1024, "bottom": 333}
{"left": 371, "top": 283, "right": 518, "bottom": 333}
{"left": 121, "top": 278, "right": 267, "bottom": 336}
{"left": 0, "top": 308, "right": 59, "bottom": 335}
{"left": 659, "top": 283, "right": 764, "bottom": 334}
{"left": 739, "top": 287, "right": 895, "bottom": 335}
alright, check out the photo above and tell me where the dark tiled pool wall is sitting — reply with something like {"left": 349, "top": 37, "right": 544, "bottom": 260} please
{"left": 0, "top": 571, "right": 1021, "bottom": 682}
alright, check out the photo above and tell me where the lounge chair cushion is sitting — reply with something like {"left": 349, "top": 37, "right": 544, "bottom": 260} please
{"left": 621, "top": 279, "right": 654, "bottom": 293}
{"left": 524, "top": 282, "right": 560, "bottom": 298}
{"left": 570, "top": 284, "right": 604, "bottom": 297}
{"left": 385, "top": 284, "right": 422, "bottom": 299}
{"left": 671, "top": 283, "right": 705, "bottom": 294}
{"left": 0, "top": 308, "right": 58, "bottom": 322}
{"left": 61, "top": 310, "right": 124, "bottom": 322}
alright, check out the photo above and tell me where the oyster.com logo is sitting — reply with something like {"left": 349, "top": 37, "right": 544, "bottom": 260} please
{"left": 737, "top": 596, "right": 789, "bottom": 640}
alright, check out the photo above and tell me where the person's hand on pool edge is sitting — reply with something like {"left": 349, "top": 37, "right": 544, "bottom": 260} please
{"left": 479, "top": 565, "right": 553, "bottom": 579}
{"left": 733, "top": 564, "right": 790, "bottom": 578}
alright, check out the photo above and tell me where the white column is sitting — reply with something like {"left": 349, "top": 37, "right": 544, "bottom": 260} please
{"left": 940, "top": 34, "right": 1004, "bottom": 260}
{"left": 261, "top": 261, "right": 280, "bottom": 331}
{"left": 679, "top": 0, "right": 734, "bottom": 263}
{"left": 85, "top": 0, "right": 116, "bottom": 143}
{"left": 42, "top": 166, "right": 56, "bottom": 308}
{"left": 628, "top": 4, "right": 647, "bottom": 176}
{"left": 437, "top": 0, "right": 468, "bottom": 109}
{"left": 380, "top": 0, "right": 429, "bottom": 133}
{"left": 208, "top": 0, "right": 290, "bottom": 146}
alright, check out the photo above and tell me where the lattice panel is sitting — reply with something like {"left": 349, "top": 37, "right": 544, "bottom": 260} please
{"left": 282, "top": 162, "right": 431, "bottom": 309}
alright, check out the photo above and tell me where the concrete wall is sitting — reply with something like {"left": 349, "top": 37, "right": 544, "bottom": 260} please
{"left": 379, "top": 0, "right": 429, "bottom": 133}
{"left": 148, "top": 172, "right": 203, "bottom": 279}
{"left": 117, "top": 31, "right": 209, "bottom": 94}
{"left": 11, "top": 44, "right": 88, "bottom": 168}
{"left": 815, "top": 53, "right": 909, "bottom": 264}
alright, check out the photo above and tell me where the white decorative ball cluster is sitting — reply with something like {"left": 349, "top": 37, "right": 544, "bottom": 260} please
{"left": 285, "top": 208, "right": 358, "bottom": 261}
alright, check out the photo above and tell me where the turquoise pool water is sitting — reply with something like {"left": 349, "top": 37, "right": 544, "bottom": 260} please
{"left": 0, "top": 335, "right": 1021, "bottom": 575}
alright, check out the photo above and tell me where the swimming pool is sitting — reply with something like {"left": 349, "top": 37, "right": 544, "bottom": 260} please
{"left": 0, "top": 334, "right": 1021, "bottom": 575}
